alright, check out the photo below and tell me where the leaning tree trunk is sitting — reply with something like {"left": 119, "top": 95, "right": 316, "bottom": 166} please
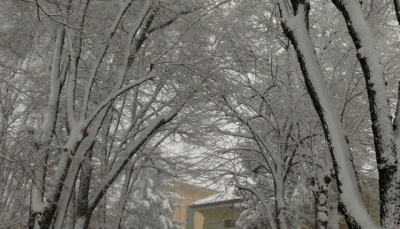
{"left": 66, "top": 189, "right": 76, "bottom": 229}
{"left": 73, "top": 151, "right": 93, "bottom": 229}
{"left": 277, "top": 0, "right": 376, "bottom": 228}
{"left": 330, "top": 0, "right": 399, "bottom": 227}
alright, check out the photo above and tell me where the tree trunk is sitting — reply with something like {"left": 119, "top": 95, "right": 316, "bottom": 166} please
{"left": 114, "top": 163, "right": 136, "bottom": 229}
{"left": 29, "top": 26, "right": 66, "bottom": 229}
{"left": 313, "top": 170, "right": 332, "bottom": 229}
{"left": 275, "top": 177, "right": 288, "bottom": 229}
{"left": 66, "top": 190, "right": 76, "bottom": 229}
{"left": 73, "top": 151, "right": 92, "bottom": 229}
{"left": 277, "top": 0, "right": 376, "bottom": 227}
{"left": 330, "top": 0, "right": 399, "bottom": 227}
{"left": 394, "top": 0, "right": 400, "bottom": 26}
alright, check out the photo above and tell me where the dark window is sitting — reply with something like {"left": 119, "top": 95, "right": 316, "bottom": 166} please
{"left": 186, "top": 207, "right": 194, "bottom": 229}
{"left": 224, "top": 219, "right": 236, "bottom": 228}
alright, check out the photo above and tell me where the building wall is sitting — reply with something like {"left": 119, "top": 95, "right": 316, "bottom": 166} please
{"left": 196, "top": 205, "right": 243, "bottom": 229}
{"left": 169, "top": 183, "right": 217, "bottom": 229}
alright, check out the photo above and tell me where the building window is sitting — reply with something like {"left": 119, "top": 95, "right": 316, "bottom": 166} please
{"left": 224, "top": 219, "right": 236, "bottom": 228}
{"left": 186, "top": 208, "right": 194, "bottom": 229}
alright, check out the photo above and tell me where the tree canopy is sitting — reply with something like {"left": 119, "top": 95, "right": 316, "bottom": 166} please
{"left": 1, "top": 0, "right": 400, "bottom": 228}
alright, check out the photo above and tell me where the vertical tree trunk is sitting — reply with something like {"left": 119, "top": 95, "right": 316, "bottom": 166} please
{"left": 29, "top": 26, "right": 66, "bottom": 229}
{"left": 274, "top": 177, "right": 288, "bottom": 229}
{"left": 313, "top": 170, "right": 332, "bottom": 229}
{"left": 74, "top": 151, "right": 92, "bottom": 229}
{"left": 113, "top": 162, "right": 136, "bottom": 229}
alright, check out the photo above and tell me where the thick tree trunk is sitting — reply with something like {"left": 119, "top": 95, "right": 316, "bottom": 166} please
{"left": 277, "top": 0, "right": 376, "bottom": 228}
{"left": 330, "top": 1, "right": 399, "bottom": 227}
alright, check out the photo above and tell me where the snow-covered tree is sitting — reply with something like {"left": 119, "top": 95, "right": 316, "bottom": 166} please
{"left": 3, "top": 0, "right": 400, "bottom": 228}
{"left": 121, "top": 168, "right": 182, "bottom": 229}
{"left": 0, "top": 0, "right": 229, "bottom": 228}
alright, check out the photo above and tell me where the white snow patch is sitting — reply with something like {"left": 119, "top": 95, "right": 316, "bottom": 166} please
{"left": 192, "top": 187, "right": 240, "bottom": 206}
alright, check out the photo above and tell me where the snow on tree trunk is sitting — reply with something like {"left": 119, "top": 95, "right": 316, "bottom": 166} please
{"left": 277, "top": 0, "right": 377, "bottom": 228}
{"left": 328, "top": 200, "right": 340, "bottom": 229}
{"left": 330, "top": 0, "right": 399, "bottom": 227}
{"left": 35, "top": 2, "right": 157, "bottom": 227}
{"left": 312, "top": 169, "right": 332, "bottom": 229}
{"left": 50, "top": 130, "right": 97, "bottom": 229}
{"left": 394, "top": 83, "right": 400, "bottom": 141}
{"left": 29, "top": 26, "right": 66, "bottom": 229}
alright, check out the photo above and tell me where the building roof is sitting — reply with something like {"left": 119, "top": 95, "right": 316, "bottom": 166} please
{"left": 190, "top": 188, "right": 242, "bottom": 208}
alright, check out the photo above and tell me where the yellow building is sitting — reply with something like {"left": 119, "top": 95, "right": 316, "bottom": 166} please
{"left": 189, "top": 189, "right": 243, "bottom": 229}
{"left": 170, "top": 182, "right": 218, "bottom": 229}
{"left": 170, "top": 183, "right": 377, "bottom": 229}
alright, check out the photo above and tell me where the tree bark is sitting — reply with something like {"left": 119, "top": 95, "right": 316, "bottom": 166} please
{"left": 330, "top": 0, "right": 399, "bottom": 227}
{"left": 73, "top": 151, "right": 92, "bottom": 229}
{"left": 275, "top": 176, "right": 288, "bottom": 229}
{"left": 113, "top": 161, "right": 139, "bottom": 229}
{"left": 277, "top": 0, "right": 376, "bottom": 228}
{"left": 313, "top": 170, "right": 332, "bottom": 229}
{"left": 66, "top": 190, "right": 76, "bottom": 229}
{"left": 29, "top": 26, "right": 67, "bottom": 229}
{"left": 394, "top": 0, "right": 400, "bottom": 26}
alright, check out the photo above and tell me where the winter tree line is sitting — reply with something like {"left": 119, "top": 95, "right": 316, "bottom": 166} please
{"left": 1, "top": 0, "right": 400, "bottom": 228}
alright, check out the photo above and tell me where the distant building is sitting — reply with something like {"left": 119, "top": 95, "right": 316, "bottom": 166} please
{"left": 170, "top": 182, "right": 378, "bottom": 229}
{"left": 189, "top": 189, "right": 243, "bottom": 229}
{"left": 170, "top": 182, "right": 218, "bottom": 229}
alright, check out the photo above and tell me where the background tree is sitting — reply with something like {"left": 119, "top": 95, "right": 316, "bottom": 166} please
{"left": 3, "top": 0, "right": 400, "bottom": 229}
